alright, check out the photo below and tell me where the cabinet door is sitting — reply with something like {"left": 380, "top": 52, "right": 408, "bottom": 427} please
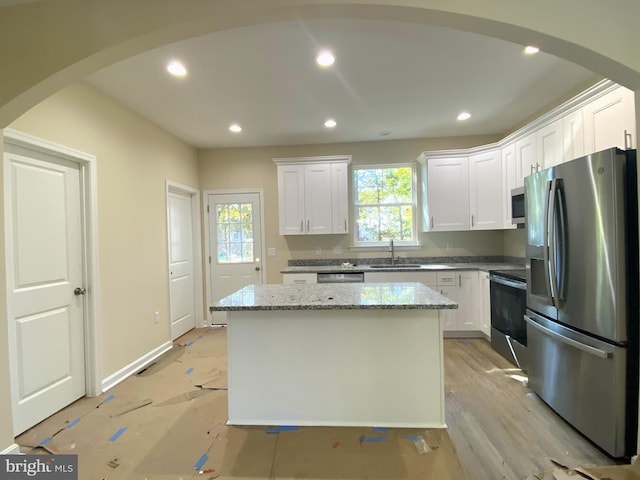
{"left": 439, "top": 286, "right": 460, "bottom": 331}
{"left": 562, "top": 109, "right": 585, "bottom": 162}
{"left": 458, "top": 271, "right": 480, "bottom": 330}
{"left": 536, "top": 118, "right": 563, "bottom": 168}
{"left": 480, "top": 271, "right": 491, "bottom": 337}
{"left": 426, "top": 157, "right": 469, "bottom": 231}
{"left": 330, "top": 162, "right": 349, "bottom": 234}
{"left": 277, "top": 164, "right": 305, "bottom": 235}
{"left": 515, "top": 133, "right": 537, "bottom": 187}
{"left": 583, "top": 86, "right": 636, "bottom": 154}
{"left": 501, "top": 142, "right": 517, "bottom": 229}
{"left": 282, "top": 273, "right": 317, "bottom": 284}
{"left": 304, "top": 164, "right": 333, "bottom": 234}
{"left": 469, "top": 150, "right": 503, "bottom": 230}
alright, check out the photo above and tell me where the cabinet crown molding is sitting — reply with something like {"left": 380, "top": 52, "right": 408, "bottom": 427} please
{"left": 273, "top": 155, "right": 351, "bottom": 165}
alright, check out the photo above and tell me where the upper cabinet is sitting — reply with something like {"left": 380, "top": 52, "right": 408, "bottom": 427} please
{"left": 418, "top": 80, "right": 636, "bottom": 232}
{"left": 469, "top": 150, "right": 503, "bottom": 230}
{"left": 515, "top": 133, "right": 537, "bottom": 187}
{"left": 536, "top": 118, "right": 564, "bottom": 169}
{"left": 422, "top": 156, "right": 469, "bottom": 232}
{"left": 501, "top": 142, "right": 517, "bottom": 229}
{"left": 274, "top": 155, "right": 351, "bottom": 235}
{"left": 583, "top": 85, "right": 636, "bottom": 153}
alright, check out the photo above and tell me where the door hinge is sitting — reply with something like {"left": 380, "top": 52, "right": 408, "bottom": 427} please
{"left": 209, "top": 256, "right": 211, "bottom": 264}
{"left": 207, "top": 205, "right": 210, "bottom": 213}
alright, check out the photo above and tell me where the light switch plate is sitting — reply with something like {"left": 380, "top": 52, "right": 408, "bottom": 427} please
{"left": 267, "top": 247, "right": 276, "bottom": 256}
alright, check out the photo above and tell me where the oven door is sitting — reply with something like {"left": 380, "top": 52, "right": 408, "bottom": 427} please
{"left": 490, "top": 274, "right": 528, "bottom": 370}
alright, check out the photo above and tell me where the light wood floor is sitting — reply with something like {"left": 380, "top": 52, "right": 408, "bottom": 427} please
{"left": 443, "top": 337, "right": 621, "bottom": 479}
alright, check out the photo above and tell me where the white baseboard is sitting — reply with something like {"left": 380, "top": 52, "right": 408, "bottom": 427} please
{"left": 1, "top": 443, "right": 21, "bottom": 454}
{"left": 101, "top": 341, "right": 172, "bottom": 392}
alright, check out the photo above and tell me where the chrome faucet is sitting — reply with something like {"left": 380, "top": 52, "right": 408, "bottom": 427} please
{"left": 389, "top": 239, "right": 396, "bottom": 265}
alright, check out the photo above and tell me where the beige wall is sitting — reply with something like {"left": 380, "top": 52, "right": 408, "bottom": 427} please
{"left": 8, "top": 83, "right": 199, "bottom": 382}
{"left": 199, "top": 135, "right": 508, "bottom": 283}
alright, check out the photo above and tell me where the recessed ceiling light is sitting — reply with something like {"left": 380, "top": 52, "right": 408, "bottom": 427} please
{"left": 524, "top": 45, "right": 540, "bottom": 55}
{"left": 457, "top": 112, "right": 471, "bottom": 121}
{"left": 316, "top": 50, "right": 335, "bottom": 67}
{"left": 229, "top": 124, "right": 242, "bottom": 133}
{"left": 324, "top": 118, "right": 337, "bottom": 128}
{"left": 166, "top": 60, "right": 187, "bottom": 77}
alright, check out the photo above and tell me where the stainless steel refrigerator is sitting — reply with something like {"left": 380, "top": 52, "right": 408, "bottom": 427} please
{"left": 525, "top": 147, "right": 638, "bottom": 458}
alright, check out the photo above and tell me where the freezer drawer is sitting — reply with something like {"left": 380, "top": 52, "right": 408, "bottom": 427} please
{"left": 525, "top": 310, "right": 632, "bottom": 457}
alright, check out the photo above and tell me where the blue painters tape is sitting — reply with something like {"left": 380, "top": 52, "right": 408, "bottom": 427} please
{"left": 194, "top": 453, "right": 208, "bottom": 470}
{"left": 372, "top": 427, "right": 388, "bottom": 433}
{"left": 66, "top": 418, "right": 80, "bottom": 429}
{"left": 185, "top": 367, "right": 194, "bottom": 375}
{"left": 103, "top": 394, "right": 114, "bottom": 403}
{"left": 109, "top": 427, "right": 127, "bottom": 442}
{"left": 186, "top": 341, "right": 194, "bottom": 346}
{"left": 406, "top": 435, "right": 422, "bottom": 442}
{"left": 358, "top": 435, "right": 365, "bottom": 443}
{"left": 266, "top": 426, "right": 298, "bottom": 433}
{"left": 365, "top": 436, "right": 387, "bottom": 443}
{"left": 38, "top": 438, "right": 52, "bottom": 447}
{"left": 198, "top": 335, "right": 203, "bottom": 339}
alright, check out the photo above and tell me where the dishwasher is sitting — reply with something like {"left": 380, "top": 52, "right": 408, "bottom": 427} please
{"left": 316, "top": 272, "right": 364, "bottom": 283}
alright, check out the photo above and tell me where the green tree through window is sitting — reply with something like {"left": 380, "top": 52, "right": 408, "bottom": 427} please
{"left": 354, "top": 165, "right": 415, "bottom": 243}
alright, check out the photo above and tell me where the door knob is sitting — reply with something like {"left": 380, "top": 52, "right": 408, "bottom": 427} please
{"left": 74, "top": 287, "right": 87, "bottom": 296}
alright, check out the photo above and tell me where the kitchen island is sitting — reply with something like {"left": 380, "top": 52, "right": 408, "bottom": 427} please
{"left": 210, "top": 282, "right": 457, "bottom": 428}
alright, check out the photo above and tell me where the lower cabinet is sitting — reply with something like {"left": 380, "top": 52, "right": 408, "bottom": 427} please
{"left": 480, "top": 271, "right": 491, "bottom": 338}
{"left": 437, "top": 271, "right": 481, "bottom": 337}
{"left": 365, "top": 270, "right": 482, "bottom": 337}
{"left": 282, "top": 273, "right": 317, "bottom": 284}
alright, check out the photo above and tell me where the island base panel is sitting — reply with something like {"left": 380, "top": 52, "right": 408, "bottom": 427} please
{"left": 226, "top": 309, "right": 445, "bottom": 427}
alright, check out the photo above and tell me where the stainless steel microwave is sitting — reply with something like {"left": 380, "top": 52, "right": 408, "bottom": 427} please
{"left": 511, "top": 187, "right": 525, "bottom": 225}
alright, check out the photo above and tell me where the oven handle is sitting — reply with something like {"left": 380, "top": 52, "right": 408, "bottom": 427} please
{"left": 489, "top": 274, "right": 526, "bottom": 291}
{"left": 524, "top": 315, "right": 611, "bottom": 359}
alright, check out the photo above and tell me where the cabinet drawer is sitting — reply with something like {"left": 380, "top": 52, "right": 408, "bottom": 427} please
{"left": 437, "top": 272, "right": 457, "bottom": 286}
{"left": 282, "top": 273, "right": 317, "bottom": 284}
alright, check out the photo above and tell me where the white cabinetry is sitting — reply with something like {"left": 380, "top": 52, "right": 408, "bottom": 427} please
{"left": 501, "top": 142, "right": 517, "bottom": 229}
{"left": 562, "top": 108, "right": 585, "bottom": 162}
{"left": 536, "top": 118, "right": 564, "bottom": 169}
{"left": 479, "top": 271, "right": 491, "bottom": 338}
{"left": 282, "top": 273, "right": 317, "bottom": 284}
{"left": 469, "top": 150, "right": 503, "bottom": 230}
{"left": 422, "top": 156, "right": 469, "bottom": 232}
{"left": 515, "top": 133, "right": 537, "bottom": 187}
{"left": 274, "top": 156, "right": 351, "bottom": 236}
{"left": 330, "top": 162, "right": 349, "bottom": 234}
{"left": 583, "top": 85, "right": 636, "bottom": 153}
{"left": 364, "top": 271, "right": 436, "bottom": 286}
{"left": 438, "top": 271, "right": 480, "bottom": 335}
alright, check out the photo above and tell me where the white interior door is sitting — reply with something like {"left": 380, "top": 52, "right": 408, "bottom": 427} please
{"left": 4, "top": 151, "right": 86, "bottom": 435}
{"left": 168, "top": 190, "right": 196, "bottom": 339}
{"left": 209, "top": 192, "right": 263, "bottom": 323}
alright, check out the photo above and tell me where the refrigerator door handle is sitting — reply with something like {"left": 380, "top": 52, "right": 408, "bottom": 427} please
{"left": 524, "top": 315, "right": 611, "bottom": 359}
{"left": 542, "top": 179, "right": 555, "bottom": 304}
{"left": 548, "top": 178, "right": 560, "bottom": 306}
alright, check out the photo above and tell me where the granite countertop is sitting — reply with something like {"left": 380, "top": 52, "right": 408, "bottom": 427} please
{"left": 210, "top": 282, "right": 458, "bottom": 311}
{"left": 281, "top": 262, "right": 523, "bottom": 274}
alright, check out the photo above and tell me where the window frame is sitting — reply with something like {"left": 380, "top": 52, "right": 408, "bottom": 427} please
{"left": 352, "top": 163, "right": 419, "bottom": 248}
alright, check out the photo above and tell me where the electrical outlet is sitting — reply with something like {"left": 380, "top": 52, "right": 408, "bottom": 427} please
{"left": 315, "top": 247, "right": 322, "bottom": 255}
{"left": 333, "top": 246, "right": 342, "bottom": 254}
{"left": 446, "top": 243, "right": 453, "bottom": 253}
{"left": 154, "top": 311, "right": 160, "bottom": 324}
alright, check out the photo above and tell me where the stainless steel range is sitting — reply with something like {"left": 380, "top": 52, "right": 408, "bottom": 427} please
{"left": 490, "top": 268, "right": 527, "bottom": 371}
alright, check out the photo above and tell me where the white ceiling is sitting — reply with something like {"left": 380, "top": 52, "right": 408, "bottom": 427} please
{"left": 87, "top": 18, "right": 595, "bottom": 149}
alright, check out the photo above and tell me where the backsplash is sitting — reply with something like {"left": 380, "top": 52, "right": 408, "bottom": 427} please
{"left": 288, "top": 255, "right": 525, "bottom": 266}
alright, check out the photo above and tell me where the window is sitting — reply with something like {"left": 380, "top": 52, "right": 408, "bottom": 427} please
{"left": 216, "top": 202, "right": 254, "bottom": 263}
{"left": 353, "top": 164, "right": 417, "bottom": 245}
